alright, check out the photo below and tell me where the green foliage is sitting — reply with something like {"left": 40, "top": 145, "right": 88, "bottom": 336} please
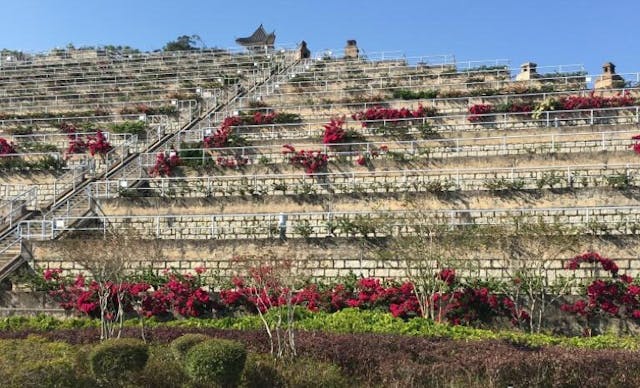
{"left": 184, "top": 338, "right": 247, "bottom": 387}
{"left": 18, "top": 141, "right": 58, "bottom": 153}
{"left": 134, "top": 345, "right": 187, "bottom": 388}
{"left": 605, "top": 172, "right": 632, "bottom": 190}
{"left": 89, "top": 338, "right": 149, "bottom": 383}
{"left": 0, "top": 336, "right": 85, "bottom": 388}
{"left": 4, "top": 359, "right": 82, "bottom": 388}
{"left": 392, "top": 89, "right": 439, "bottom": 100}
{"left": 277, "top": 357, "right": 348, "bottom": 388}
{"left": 7, "top": 125, "right": 35, "bottom": 135}
{"left": 240, "top": 353, "right": 285, "bottom": 388}
{"left": 273, "top": 112, "right": 302, "bottom": 124}
{"left": 109, "top": 120, "right": 148, "bottom": 136}
{"left": 170, "top": 333, "right": 210, "bottom": 364}
{"left": 483, "top": 176, "right": 526, "bottom": 192}
{"left": 163, "top": 35, "right": 202, "bottom": 51}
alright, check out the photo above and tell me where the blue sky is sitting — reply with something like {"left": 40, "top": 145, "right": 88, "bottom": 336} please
{"left": 2, "top": 1, "right": 640, "bottom": 75}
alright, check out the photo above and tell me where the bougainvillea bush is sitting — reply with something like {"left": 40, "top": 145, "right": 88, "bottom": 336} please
{"left": 467, "top": 104, "right": 494, "bottom": 122}
{"left": 351, "top": 104, "right": 436, "bottom": 127}
{"left": 282, "top": 144, "right": 329, "bottom": 175}
{"left": 322, "top": 117, "right": 347, "bottom": 144}
{"left": 148, "top": 151, "right": 180, "bottom": 177}
{"left": 42, "top": 267, "right": 524, "bottom": 327}
{"left": 561, "top": 252, "right": 640, "bottom": 323}
{"left": 0, "top": 138, "right": 17, "bottom": 155}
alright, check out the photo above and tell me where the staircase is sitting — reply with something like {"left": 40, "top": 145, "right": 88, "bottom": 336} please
{"left": 0, "top": 50, "right": 300, "bottom": 283}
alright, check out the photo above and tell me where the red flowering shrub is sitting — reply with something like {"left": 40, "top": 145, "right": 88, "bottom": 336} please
{"left": 631, "top": 135, "right": 640, "bottom": 155}
{"left": 141, "top": 272, "right": 213, "bottom": 317}
{"left": 0, "top": 138, "right": 17, "bottom": 155}
{"left": 216, "top": 155, "right": 248, "bottom": 168}
{"left": 561, "top": 252, "right": 640, "bottom": 322}
{"left": 560, "top": 91, "right": 636, "bottom": 110}
{"left": 467, "top": 104, "right": 494, "bottom": 122}
{"left": 148, "top": 151, "right": 180, "bottom": 177}
{"left": 86, "top": 130, "right": 113, "bottom": 156}
{"left": 43, "top": 267, "right": 523, "bottom": 326}
{"left": 322, "top": 117, "right": 347, "bottom": 144}
{"left": 282, "top": 144, "right": 328, "bottom": 175}
{"left": 44, "top": 271, "right": 148, "bottom": 318}
{"left": 351, "top": 104, "right": 435, "bottom": 127}
{"left": 203, "top": 116, "right": 242, "bottom": 148}
{"left": 354, "top": 145, "right": 384, "bottom": 167}
{"left": 65, "top": 136, "right": 87, "bottom": 155}
{"left": 44, "top": 268, "right": 212, "bottom": 319}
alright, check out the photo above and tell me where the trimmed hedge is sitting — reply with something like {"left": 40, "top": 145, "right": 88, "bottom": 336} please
{"left": 241, "top": 353, "right": 285, "bottom": 388}
{"left": 170, "top": 333, "right": 210, "bottom": 364}
{"left": 184, "top": 338, "right": 247, "bottom": 387}
{"left": 89, "top": 338, "right": 149, "bottom": 383}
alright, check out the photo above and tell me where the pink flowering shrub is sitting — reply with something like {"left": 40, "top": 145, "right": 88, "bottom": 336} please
{"left": 42, "top": 267, "right": 524, "bottom": 326}
{"left": 43, "top": 268, "right": 211, "bottom": 319}
{"left": 351, "top": 104, "right": 435, "bottom": 127}
{"left": 203, "top": 116, "right": 242, "bottom": 148}
{"left": 148, "top": 151, "right": 180, "bottom": 177}
{"left": 467, "top": 104, "right": 494, "bottom": 122}
{"left": 630, "top": 134, "right": 640, "bottom": 155}
{"left": 560, "top": 91, "right": 635, "bottom": 110}
{"left": 322, "top": 117, "right": 347, "bottom": 144}
{"left": 561, "top": 252, "right": 640, "bottom": 321}
{"left": 0, "top": 138, "right": 17, "bottom": 156}
{"left": 86, "top": 130, "right": 113, "bottom": 156}
{"left": 282, "top": 144, "right": 329, "bottom": 175}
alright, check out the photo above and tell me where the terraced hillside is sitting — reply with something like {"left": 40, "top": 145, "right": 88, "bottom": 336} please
{"left": 3, "top": 47, "right": 640, "bottom": 292}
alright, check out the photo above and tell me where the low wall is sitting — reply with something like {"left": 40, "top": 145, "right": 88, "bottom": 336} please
{"left": 31, "top": 238, "right": 640, "bottom": 285}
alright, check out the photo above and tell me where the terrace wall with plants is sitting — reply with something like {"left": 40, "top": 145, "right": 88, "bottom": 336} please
{"left": 30, "top": 238, "right": 640, "bottom": 283}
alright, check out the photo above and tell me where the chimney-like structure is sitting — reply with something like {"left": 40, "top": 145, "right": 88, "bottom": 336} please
{"left": 515, "top": 62, "right": 540, "bottom": 81}
{"left": 595, "top": 62, "right": 625, "bottom": 89}
{"left": 296, "top": 40, "right": 311, "bottom": 60}
{"left": 344, "top": 40, "right": 359, "bottom": 59}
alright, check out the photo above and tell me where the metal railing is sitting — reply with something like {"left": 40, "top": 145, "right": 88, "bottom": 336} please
{"left": 90, "top": 163, "right": 640, "bottom": 199}
{"left": 18, "top": 205, "right": 640, "bottom": 241}
{"left": 193, "top": 105, "right": 640, "bottom": 145}
{"left": 0, "top": 188, "right": 37, "bottom": 230}
{"left": 148, "top": 127, "right": 638, "bottom": 169}
{"left": 225, "top": 87, "right": 640, "bottom": 123}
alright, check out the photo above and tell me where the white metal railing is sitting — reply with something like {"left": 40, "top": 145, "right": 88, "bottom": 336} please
{"left": 254, "top": 75, "right": 590, "bottom": 108}
{"left": 18, "top": 205, "right": 640, "bottom": 241}
{"left": 0, "top": 113, "right": 154, "bottom": 129}
{"left": 0, "top": 51, "right": 287, "bottom": 82}
{"left": 228, "top": 87, "right": 640, "bottom": 123}
{"left": 153, "top": 127, "right": 639, "bottom": 169}
{"left": 0, "top": 187, "right": 37, "bottom": 230}
{"left": 91, "top": 163, "right": 640, "bottom": 200}
{"left": 193, "top": 105, "right": 640, "bottom": 145}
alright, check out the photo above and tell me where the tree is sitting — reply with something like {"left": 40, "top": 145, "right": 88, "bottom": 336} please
{"left": 488, "top": 217, "right": 582, "bottom": 332}
{"left": 378, "top": 210, "right": 481, "bottom": 321}
{"left": 53, "top": 230, "right": 164, "bottom": 340}
{"left": 163, "top": 35, "right": 203, "bottom": 52}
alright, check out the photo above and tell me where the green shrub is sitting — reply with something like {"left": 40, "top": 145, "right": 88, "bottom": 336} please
{"left": 240, "top": 353, "right": 285, "bottom": 388}
{"left": 184, "top": 338, "right": 247, "bottom": 387}
{"left": 89, "top": 338, "right": 149, "bottom": 383}
{"left": 170, "top": 333, "right": 210, "bottom": 364}
{"left": 135, "top": 345, "right": 187, "bottom": 388}
{"left": 278, "top": 357, "right": 348, "bottom": 388}
{"left": 0, "top": 336, "right": 85, "bottom": 388}
{"left": 109, "top": 120, "right": 147, "bottom": 136}
{"left": 7, "top": 359, "right": 81, "bottom": 388}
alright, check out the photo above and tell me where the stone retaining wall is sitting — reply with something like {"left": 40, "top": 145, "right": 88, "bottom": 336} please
{"left": 31, "top": 239, "right": 640, "bottom": 285}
